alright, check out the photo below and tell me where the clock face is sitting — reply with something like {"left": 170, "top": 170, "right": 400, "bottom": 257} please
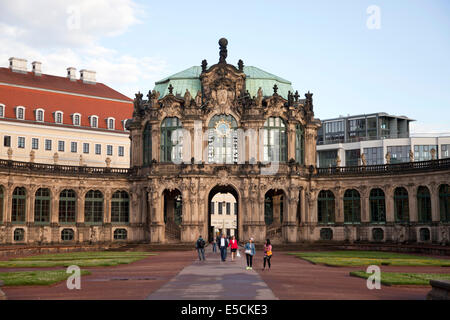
{"left": 215, "top": 120, "right": 231, "bottom": 138}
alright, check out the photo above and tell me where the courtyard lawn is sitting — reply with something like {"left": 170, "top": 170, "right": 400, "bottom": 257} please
{"left": 350, "top": 271, "right": 450, "bottom": 286}
{"left": 289, "top": 251, "right": 450, "bottom": 267}
{"left": 0, "top": 251, "right": 156, "bottom": 268}
{"left": 0, "top": 270, "right": 91, "bottom": 286}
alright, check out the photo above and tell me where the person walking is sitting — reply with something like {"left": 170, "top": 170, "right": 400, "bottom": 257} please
{"left": 219, "top": 234, "right": 229, "bottom": 262}
{"left": 244, "top": 238, "right": 255, "bottom": 270}
{"left": 195, "top": 235, "right": 206, "bottom": 261}
{"left": 228, "top": 235, "right": 238, "bottom": 261}
{"left": 262, "top": 239, "right": 273, "bottom": 271}
{"left": 215, "top": 233, "right": 221, "bottom": 253}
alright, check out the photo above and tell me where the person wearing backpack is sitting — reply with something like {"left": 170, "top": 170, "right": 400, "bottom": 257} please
{"left": 195, "top": 235, "right": 206, "bottom": 261}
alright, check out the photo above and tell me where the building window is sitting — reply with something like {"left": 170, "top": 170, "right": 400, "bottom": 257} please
{"left": 14, "top": 228, "right": 25, "bottom": 242}
{"left": 16, "top": 107, "right": 25, "bottom": 120}
{"left": 83, "top": 143, "right": 89, "bottom": 154}
{"left": 111, "top": 191, "right": 129, "bottom": 224}
{"left": 59, "top": 189, "right": 76, "bottom": 223}
{"left": 370, "top": 188, "right": 386, "bottom": 223}
{"left": 18, "top": 137, "right": 25, "bottom": 149}
{"left": 95, "top": 144, "right": 101, "bottom": 155}
{"left": 143, "top": 123, "right": 152, "bottom": 165}
{"left": 55, "top": 111, "right": 63, "bottom": 124}
{"left": 345, "top": 149, "right": 361, "bottom": 167}
{"left": 58, "top": 141, "right": 65, "bottom": 152}
{"left": 36, "top": 109, "right": 44, "bottom": 122}
{"left": 320, "top": 228, "right": 333, "bottom": 240}
{"left": 12, "top": 187, "right": 26, "bottom": 223}
{"left": 439, "top": 184, "right": 450, "bottom": 223}
{"left": 348, "top": 118, "right": 366, "bottom": 142}
{"left": 0, "top": 105, "right": 4, "bottom": 118}
{"left": 207, "top": 114, "right": 238, "bottom": 164}
{"left": 73, "top": 114, "right": 81, "bottom": 126}
{"left": 363, "top": 147, "right": 383, "bottom": 165}
{"left": 118, "top": 146, "right": 125, "bottom": 157}
{"left": 84, "top": 190, "right": 104, "bottom": 224}
{"left": 387, "top": 146, "right": 411, "bottom": 163}
{"left": 226, "top": 202, "right": 231, "bottom": 215}
{"left": 4, "top": 136, "right": 11, "bottom": 147}
{"left": 32, "top": 138, "right": 39, "bottom": 150}
{"left": 295, "top": 124, "right": 305, "bottom": 164}
{"left": 107, "top": 118, "right": 115, "bottom": 130}
{"left": 441, "top": 145, "right": 450, "bottom": 159}
{"left": 45, "top": 139, "right": 52, "bottom": 151}
{"left": 372, "top": 228, "right": 384, "bottom": 242}
{"left": 211, "top": 202, "right": 215, "bottom": 214}
{"left": 218, "top": 202, "right": 223, "bottom": 215}
{"left": 61, "top": 229, "right": 74, "bottom": 241}
{"left": 90, "top": 116, "right": 98, "bottom": 128}
{"left": 343, "top": 189, "right": 361, "bottom": 223}
{"left": 107, "top": 145, "right": 113, "bottom": 156}
{"left": 34, "top": 188, "right": 51, "bottom": 224}
{"left": 234, "top": 202, "right": 238, "bottom": 215}
{"left": 114, "top": 229, "right": 127, "bottom": 240}
{"left": 417, "top": 186, "right": 432, "bottom": 223}
{"left": 414, "top": 145, "right": 438, "bottom": 162}
{"left": 263, "top": 117, "right": 287, "bottom": 163}
{"left": 71, "top": 142, "right": 77, "bottom": 153}
{"left": 318, "top": 150, "right": 337, "bottom": 168}
{"left": 419, "top": 228, "right": 430, "bottom": 241}
{"left": 318, "top": 190, "right": 335, "bottom": 224}
{"left": 161, "top": 117, "right": 183, "bottom": 163}
{"left": 394, "top": 187, "right": 409, "bottom": 223}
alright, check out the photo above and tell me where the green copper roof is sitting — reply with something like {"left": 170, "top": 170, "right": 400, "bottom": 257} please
{"left": 154, "top": 65, "right": 293, "bottom": 99}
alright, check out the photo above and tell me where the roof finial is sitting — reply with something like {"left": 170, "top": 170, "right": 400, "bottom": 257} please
{"left": 201, "top": 59, "right": 208, "bottom": 72}
{"left": 219, "top": 38, "right": 228, "bottom": 63}
{"left": 273, "top": 84, "right": 278, "bottom": 95}
{"left": 238, "top": 59, "right": 244, "bottom": 72}
{"left": 168, "top": 84, "right": 174, "bottom": 95}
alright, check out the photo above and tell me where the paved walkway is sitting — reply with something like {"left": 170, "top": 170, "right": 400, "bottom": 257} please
{"left": 147, "top": 249, "right": 277, "bottom": 300}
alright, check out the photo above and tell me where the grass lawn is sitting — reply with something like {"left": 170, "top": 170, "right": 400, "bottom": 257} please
{"left": 0, "top": 251, "right": 156, "bottom": 268}
{"left": 0, "top": 270, "right": 91, "bottom": 286}
{"left": 350, "top": 271, "right": 450, "bottom": 286}
{"left": 289, "top": 251, "right": 450, "bottom": 267}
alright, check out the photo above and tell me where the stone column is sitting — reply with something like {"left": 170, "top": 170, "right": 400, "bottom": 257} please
{"left": 407, "top": 186, "right": 418, "bottom": 222}
{"left": 50, "top": 187, "right": 59, "bottom": 224}
{"left": 304, "top": 125, "right": 318, "bottom": 168}
{"left": 76, "top": 189, "right": 86, "bottom": 223}
{"left": 287, "top": 124, "right": 296, "bottom": 162}
{"left": 360, "top": 189, "right": 370, "bottom": 223}
{"left": 300, "top": 188, "right": 306, "bottom": 224}
{"left": 385, "top": 186, "right": 395, "bottom": 223}
{"left": 336, "top": 188, "right": 344, "bottom": 224}
{"left": 130, "top": 124, "right": 143, "bottom": 167}
{"left": 104, "top": 190, "right": 111, "bottom": 224}
{"left": 430, "top": 185, "right": 440, "bottom": 222}
{"left": 284, "top": 187, "right": 299, "bottom": 243}
{"left": 151, "top": 125, "right": 160, "bottom": 163}
{"left": 27, "top": 185, "right": 36, "bottom": 224}
{"left": 273, "top": 195, "right": 282, "bottom": 223}
{"left": 5, "top": 184, "right": 13, "bottom": 223}
{"left": 148, "top": 186, "right": 164, "bottom": 243}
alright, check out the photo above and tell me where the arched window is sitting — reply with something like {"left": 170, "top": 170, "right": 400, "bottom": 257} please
{"left": 114, "top": 228, "right": 128, "bottom": 240}
{"left": 439, "top": 184, "right": 450, "bottom": 222}
{"left": 90, "top": 115, "right": 99, "bottom": 128}
{"left": 16, "top": 106, "right": 25, "bottom": 120}
{"left": 394, "top": 187, "right": 409, "bottom": 222}
{"left": 61, "top": 229, "right": 74, "bottom": 241}
{"left": 84, "top": 190, "right": 103, "bottom": 224}
{"left": 36, "top": 109, "right": 44, "bottom": 122}
{"left": 12, "top": 187, "right": 26, "bottom": 223}
{"left": 14, "top": 228, "right": 25, "bottom": 242}
{"left": 0, "top": 104, "right": 4, "bottom": 118}
{"left": 208, "top": 114, "right": 238, "bottom": 164}
{"left": 59, "top": 189, "right": 76, "bottom": 223}
{"left": 343, "top": 189, "right": 361, "bottom": 223}
{"left": 160, "top": 117, "right": 183, "bottom": 163}
{"left": 35, "top": 188, "right": 51, "bottom": 224}
{"left": 73, "top": 113, "right": 81, "bottom": 126}
{"left": 107, "top": 118, "right": 115, "bottom": 130}
{"left": 0, "top": 186, "right": 3, "bottom": 223}
{"left": 370, "top": 188, "right": 386, "bottom": 223}
{"left": 111, "top": 191, "right": 129, "bottom": 224}
{"left": 143, "top": 122, "right": 152, "bottom": 166}
{"left": 55, "top": 111, "right": 63, "bottom": 124}
{"left": 417, "top": 186, "right": 432, "bottom": 223}
{"left": 318, "top": 190, "right": 335, "bottom": 224}
{"left": 295, "top": 123, "right": 305, "bottom": 164}
{"left": 263, "top": 117, "right": 287, "bottom": 163}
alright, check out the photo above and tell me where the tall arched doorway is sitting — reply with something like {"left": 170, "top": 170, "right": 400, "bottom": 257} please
{"left": 163, "top": 189, "right": 182, "bottom": 241}
{"left": 208, "top": 185, "right": 239, "bottom": 242}
{"left": 265, "top": 189, "right": 285, "bottom": 241}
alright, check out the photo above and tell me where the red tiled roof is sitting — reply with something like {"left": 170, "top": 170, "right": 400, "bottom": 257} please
{"left": 0, "top": 84, "right": 132, "bottom": 131}
{"left": 0, "top": 67, "right": 132, "bottom": 102}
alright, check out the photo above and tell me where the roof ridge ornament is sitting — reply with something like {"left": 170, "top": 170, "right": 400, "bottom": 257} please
{"left": 273, "top": 84, "right": 279, "bottom": 95}
{"left": 219, "top": 38, "right": 228, "bottom": 64}
{"left": 168, "top": 84, "right": 174, "bottom": 95}
{"left": 238, "top": 59, "right": 244, "bottom": 72}
{"left": 201, "top": 59, "right": 208, "bottom": 72}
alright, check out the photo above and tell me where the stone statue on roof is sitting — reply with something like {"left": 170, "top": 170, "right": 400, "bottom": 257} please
{"left": 256, "top": 87, "right": 263, "bottom": 107}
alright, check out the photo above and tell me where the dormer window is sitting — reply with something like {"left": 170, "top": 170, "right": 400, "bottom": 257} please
{"left": 72, "top": 113, "right": 81, "bottom": 126}
{"left": 55, "top": 111, "right": 63, "bottom": 124}
{"left": 35, "top": 108, "right": 45, "bottom": 122}
{"left": 16, "top": 106, "right": 25, "bottom": 120}
{"left": 107, "top": 117, "right": 115, "bottom": 130}
{"left": 0, "top": 104, "right": 4, "bottom": 118}
{"left": 90, "top": 115, "right": 99, "bottom": 128}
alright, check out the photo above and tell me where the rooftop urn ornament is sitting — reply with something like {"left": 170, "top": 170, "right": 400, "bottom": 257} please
{"left": 168, "top": 84, "right": 174, "bottom": 95}
{"left": 431, "top": 148, "right": 436, "bottom": 160}
{"left": 29, "top": 150, "right": 35, "bottom": 163}
{"left": 53, "top": 152, "right": 59, "bottom": 164}
{"left": 7, "top": 147, "right": 13, "bottom": 160}
{"left": 219, "top": 38, "right": 228, "bottom": 63}
{"left": 105, "top": 157, "right": 111, "bottom": 168}
{"left": 201, "top": 59, "right": 208, "bottom": 72}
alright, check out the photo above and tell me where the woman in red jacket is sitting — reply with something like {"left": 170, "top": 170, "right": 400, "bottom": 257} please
{"left": 228, "top": 235, "right": 239, "bottom": 261}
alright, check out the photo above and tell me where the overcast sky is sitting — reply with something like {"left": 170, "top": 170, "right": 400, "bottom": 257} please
{"left": 0, "top": 0, "right": 449, "bottom": 134}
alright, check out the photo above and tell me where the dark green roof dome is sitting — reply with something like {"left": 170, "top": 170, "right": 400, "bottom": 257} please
{"left": 154, "top": 66, "right": 293, "bottom": 99}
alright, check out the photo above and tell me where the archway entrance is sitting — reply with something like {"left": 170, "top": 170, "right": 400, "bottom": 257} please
{"left": 265, "top": 189, "right": 285, "bottom": 240}
{"left": 163, "top": 189, "right": 182, "bottom": 241}
{"left": 208, "top": 185, "right": 239, "bottom": 242}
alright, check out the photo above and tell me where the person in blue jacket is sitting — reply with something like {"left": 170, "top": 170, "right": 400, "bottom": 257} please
{"left": 244, "top": 237, "right": 256, "bottom": 270}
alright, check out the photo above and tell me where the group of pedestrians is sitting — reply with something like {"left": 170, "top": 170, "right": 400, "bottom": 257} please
{"left": 195, "top": 234, "right": 273, "bottom": 271}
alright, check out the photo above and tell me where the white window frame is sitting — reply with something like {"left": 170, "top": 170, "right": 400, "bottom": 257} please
{"left": 35, "top": 108, "right": 45, "bottom": 122}
{"left": 90, "top": 115, "right": 99, "bottom": 128}
{"left": 54, "top": 111, "right": 64, "bottom": 124}
{"left": 0, "top": 104, "right": 5, "bottom": 118}
{"left": 122, "top": 119, "right": 129, "bottom": 131}
{"left": 72, "top": 113, "right": 81, "bottom": 126}
{"left": 16, "top": 106, "right": 26, "bottom": 120}
{"left": 107, "top": 117, "right": 115, "bottom": 130}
